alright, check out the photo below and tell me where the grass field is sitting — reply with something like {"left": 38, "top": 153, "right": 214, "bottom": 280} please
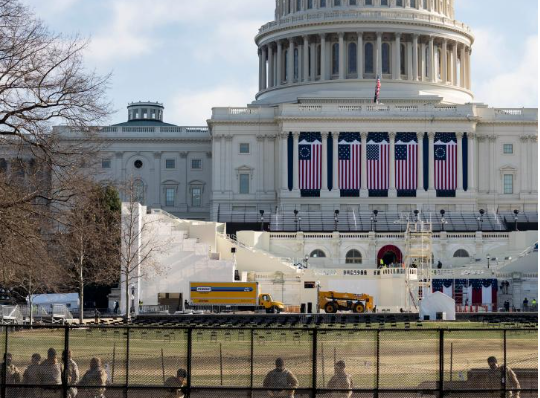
{"left": 2, "top": 325, "right": 536, "bottom": 394}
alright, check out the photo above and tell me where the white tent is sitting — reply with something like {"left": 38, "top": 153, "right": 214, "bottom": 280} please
{"left": 419, "top": 292, "right": 456, "bottom": 321}
{"left": 30, "top": 293, "right": 79, "bottom": 311}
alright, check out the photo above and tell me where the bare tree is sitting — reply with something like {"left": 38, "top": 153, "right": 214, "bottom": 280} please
{"left": 56, "top": 180, "right": 121, "bottom": 323}
{"left": 0, "top": 0, "right": 111, "bottom": 209}
{"left": 119, "top": 178, "right": 168, "bottom": 322}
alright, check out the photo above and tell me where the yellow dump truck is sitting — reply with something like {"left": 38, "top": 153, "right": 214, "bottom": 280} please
{"left": 190, "top": 282, "right": 285, "bottom": 313}
{"left": 318, "top": 291, "right": 375, "bottom": 313}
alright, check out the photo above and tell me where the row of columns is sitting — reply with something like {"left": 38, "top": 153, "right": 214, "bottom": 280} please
{"left": 280, "top": 131, "right": 476, "bottom": 194}
{"left": 258, "top": 33, "right": 471, "bottom": 91}
{"left": 276, "top": 0, "right": 455, "bottom": 19}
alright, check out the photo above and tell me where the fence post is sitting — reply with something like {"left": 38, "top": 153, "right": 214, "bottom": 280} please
{"left": 312, "top": 329, "right": 318, "bottom": 398}
{"left": 439, "top": 329, "right": 444, "bottom": 398}
{"left": 63, "top": 326, "right": 69, "bottom": 398}
{"left": 187, "top": 328, "right": 192, "bottom": 398}
{"left": 375, "top": 329, "right": 380, "bottom": 398}
{"left": 250, "top": 329, "right": 254, "bottom": 397}
{"left": 2, "top": 326, "right": 8, "bottom": 398}
{"left": 125, "top": 327, "right": 130, "bottom": 398}
{"left": 503, "top": 329, "right": 507, "bottom": 398}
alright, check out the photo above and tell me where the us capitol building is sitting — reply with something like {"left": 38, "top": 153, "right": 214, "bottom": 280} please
{"left": 54, "top": 0, "right": 538, "bottom": 312}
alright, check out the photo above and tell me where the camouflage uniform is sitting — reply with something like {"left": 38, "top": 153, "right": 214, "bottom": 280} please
{"left": 78, "top": 366, "right": 107, "bottom": 398}
{"left": 485, "top": 366, "right": 521, "bottom": 398}
{"left": 23, "top": 363, "right": 41, "bottom": 398}
{"left": 327, "top": 370, "right": 353, "bottom": 398}
{"left": 38, "top": 359, "right": 62, "bottom": 398}
{"left": 263, "top": 368, "right": 299, "bottom": 398}
{"left": 63, "top": 359, "right": 79, "bottom": 398}
{"left": 164, "top": 376, "right": 186, "bottom": 398}
{"left": 1, "top": 362, "right": 22, "bottom": 398}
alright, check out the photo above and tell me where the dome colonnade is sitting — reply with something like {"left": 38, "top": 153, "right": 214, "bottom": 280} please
{"left": 256, "top": 0, "right": 473, "bottom": 103}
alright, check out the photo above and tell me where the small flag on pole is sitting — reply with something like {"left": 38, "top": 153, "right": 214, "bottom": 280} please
{"left": 374, "top": 75, "right": 381, "bottom": 104}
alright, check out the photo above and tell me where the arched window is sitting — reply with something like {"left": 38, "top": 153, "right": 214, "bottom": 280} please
{"left": 348, "top": 43, "right": 357, "bottom": 74}
{"left": 332, "top": 43, "right": 339, "bottom": 75}
{"left": 382, "top": 43, "right": 391, "bottom": 74}
{"left": 294, "top": 48, "right": 299, "bottom": 81}
{"left": 310, "top": 249, "right": 326, "bottom": 258}
{"left": 400, "top": 44, "right": 406, "bottom": 75}
{"left": 133, "top": 179, "right": 145, "bottom": 204}
{"left": 364, "top": 42, "right": 374, "bottom": 74}
{"left": 346, "top": 250, "right": 363, "bottom": 264}
{"left": 453, "top": 249, "right": 470, "bottom": 258}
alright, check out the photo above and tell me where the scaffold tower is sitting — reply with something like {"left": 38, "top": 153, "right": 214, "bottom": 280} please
{"left": 404, "top": 212, "right": 433, "bottom": 311}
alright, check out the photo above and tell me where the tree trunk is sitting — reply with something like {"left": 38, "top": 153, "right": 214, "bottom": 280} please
{"left": 79, "top": 280, "right": 84, "bottom": 324}
{"left": 124, "top": 270, "right": 130, "bottom": 323}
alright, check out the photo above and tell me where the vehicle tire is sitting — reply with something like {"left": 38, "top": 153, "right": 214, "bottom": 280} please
{"left": 324, "top": 302, "right": 338, "bottom": 314}
{"left": 353, "top": 302, "right": 365, "bottom": 314}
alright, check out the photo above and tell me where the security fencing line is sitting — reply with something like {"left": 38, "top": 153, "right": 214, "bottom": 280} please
{"left": 0, "top": 325, "right": 537, "bottom": 397}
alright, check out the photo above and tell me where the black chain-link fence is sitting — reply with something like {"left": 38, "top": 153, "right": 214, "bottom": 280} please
{"left": 0, "top": 326, "right": 536, "bottom": 397}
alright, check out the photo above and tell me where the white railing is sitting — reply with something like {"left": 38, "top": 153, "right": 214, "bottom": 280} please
{"left": 495, "top": 109, "right": 523, "bottom": 116}
{"left": 299, "top": 105, "right": 323, "bottom": 112}
{"left": 228, "top": 107, "right": 261, "bottom": 115}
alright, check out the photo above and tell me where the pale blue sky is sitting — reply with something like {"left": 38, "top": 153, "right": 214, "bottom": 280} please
{"left": 23, "top": 0, "right": 538, "bottom": 126}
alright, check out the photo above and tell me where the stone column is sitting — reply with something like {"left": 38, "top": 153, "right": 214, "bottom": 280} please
{"left": 417, "top": 132, "right": 424, "bottom": 191}
{"left": 277, "top": 41, "right": 283, "bottom": 85}
{"left": 257, "top": 135, "right": 265, "bottom": 193}
{"left": 467, "top": 132, "right": 476, "bottom": 192}
{"left": 489, "top": 135, "right": 497, "bottom": 193}
{"left": 460, "top": 45, "right": 466, "bottom": 88}
{"left": 303, "top": 36, "right": 310, "bottom": 82}
{"left": 320, "top": 34, "right": 327, "bottom": 81}
{"left": 261, "top": 46, "right": 267, "bottom": 90}
{"left": 394, "top": 33, "right": 401, "bottom": 80}
{"left": 288, "top": 38, "right": 295, "bottom": 85}
{"left": 225, "top": 136, "right": 233, "bottom": 192}
{"left": 310, "top": 42, "right": 317, "bottom": 81}
{"left": 266, "top": 136, "right": 276, "bottom": 192}
{"left": 220, "top": 136, "right": 225, "bottom": 192}
{"left": 258, "top": 49, "right": 263, "bottom": 91}
{"left": 412, "top": 34, "right": 419, "bottom": 81}
{"left": 456, "top": 132, "right": 463, "bottom": 191}
{"left": 520, "top": 135, "right": 529, "bottom": 193}
{"left": 428, "top": 36, "right": 435, "bottom": 82}
{"left": 293, "top": 132, "right": 300, "bottom": 191}
{"left": 281, "top": 132, "right": 288, "bottom": 191}
{"left": 332, "top": 132, "right": 339, "bottom": 191}
{"left": 268, "top": 45, "right": 274, "bottom": 88}
{"left": 428, "top": 132, "right": 435, "bottom": 191}
{"left": 338, "top": 32, "right": 345, "bottom": 79}
{"left": 376, "top": 32, "right": 382, "bottom": 77}
{"left": 442, "top": 39, "right": 448, "bottom": 84}
{"left": 213, "top": 137, "right": 221, "bottom": 192}
{"left": 452, "top": 42, "right": 458, "bottom": 86}
{"left": 357, "top": 32, "right": 363, "bottom": 79}
{"left": 321, "top": 132, "right": 329, "bottom": 191}
{"left": 420, "top": 42, "right": 426, "bottom": 81}
{"left": 407, "top": 41, "right": 413, "bottom": 80}
{"left": 389, "top": 132, "right": 396, "bottom": 196}
{"left": 179, "top": 151, "right": 188, "bottom": 207}
{"left": 466, "top": 47, "right": 472, "bottom": 89}
{"left": 361, "top": 132, "right": 368, "bottom": 196}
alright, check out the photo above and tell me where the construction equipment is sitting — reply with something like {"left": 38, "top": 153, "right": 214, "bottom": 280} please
{"left": 190, "top": 282, "right": 285, "bottom": 313}
{"left": 318, "top": 291, "right": 375, "bottom": 314}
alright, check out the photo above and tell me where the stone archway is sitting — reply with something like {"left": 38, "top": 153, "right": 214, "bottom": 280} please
{"left": 377, "top": 245, "right": 403, "bottom": 267}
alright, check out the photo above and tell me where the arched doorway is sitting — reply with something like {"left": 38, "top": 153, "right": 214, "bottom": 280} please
{"left": 377, "top": 245, "right": 403, "bottom": 267}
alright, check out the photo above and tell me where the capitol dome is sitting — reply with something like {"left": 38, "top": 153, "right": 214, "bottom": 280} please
{"left": 254, "top": 0, "right": 474, "bottom": 105}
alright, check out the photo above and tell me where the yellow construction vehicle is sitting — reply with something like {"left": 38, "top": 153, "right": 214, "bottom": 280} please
{"left": 318, "top": 291, "right": 375, "bottom": 314}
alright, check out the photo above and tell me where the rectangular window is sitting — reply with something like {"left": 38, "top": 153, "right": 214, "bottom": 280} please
{"left": 151, "top": 109, "right": 156, "bottom": 119}
{"left": 239, "top": 143, "right": 250, "bottom": 154}
{"left": 410, "top": 0, "right": 416, "bottom": 6}
{"left": 503, "top": 175, "right": 513, "bottom": 194}
{"left": 191, "top": 159, "right": 202, "bottom": 169}
{"left": 165, "top": 188, "right": 175, "bottom": 207}
{"left": 297, "top": 0, "right": 301, "bottom": 11}
{"left": 142, "top": 108, "right": 148, "bottom": 119}
{"left": 503, "top": 144, "right": 513, "bottom": 154}
{"left": 308, "top": 0, "right": 313, "bottom": 8}
{"left": 320, "top": 0, "right": 326, "bottom": 7}
{"left": 396, "top": 0, "right": 403, "bottom": 6}
{"left": 349, "top": 0, "right": 357, "bottom": 4}
{"left": 334, "top": 0, "right": 341, "bottom": 6}
{"left": 101, "top": 159, "right": 111, "bottom": 169}
{"left": 165, "top": 159, "right": 176, "bottom": 169}
{"left": 381, "top": 0, "right": 388, "bottom": 5}
{"left": 239, "top": 174, "right": 250, "bottom": 194}
{"left": 192, "top": 188, "right": 202, "bottom": 207}
{"left": 365, "top": 0, "right": 372, "bottom": 5}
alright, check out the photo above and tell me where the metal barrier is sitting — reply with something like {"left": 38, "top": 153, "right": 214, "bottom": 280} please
{"left": 0, "top": 325, "right": 537, "bottom": 397}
